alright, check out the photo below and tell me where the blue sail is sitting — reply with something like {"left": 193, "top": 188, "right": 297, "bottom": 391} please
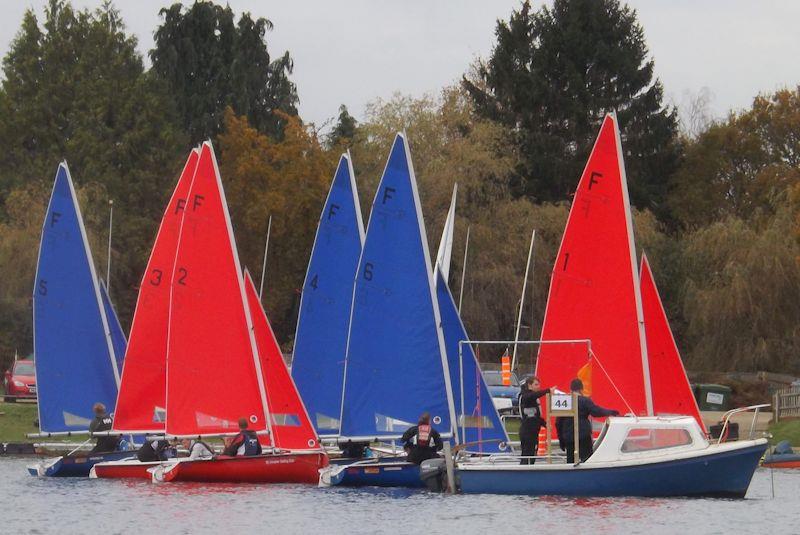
{"left": 33, "top": 163, "right": 120, "bottom": 433}
{"left": 436, "top": 268, "right": 509, "bottom": 453}
{"left": 340, "top": 134, "right": 457, "bottom": 441}
{"left": 292, "top": 153, "right": 364, "bottom": 436}
{"left": 99, "top": 279, "right": 127, "bottom": 376}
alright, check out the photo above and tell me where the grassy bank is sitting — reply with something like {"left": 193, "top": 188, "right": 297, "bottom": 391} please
{"left": 0, "top": 402, "right": 38, "bottom": 442}
{"left": 768, "top": 419, "right": 800, "bottom": 447}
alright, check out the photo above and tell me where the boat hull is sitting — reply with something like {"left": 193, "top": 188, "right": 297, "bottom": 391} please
{"left": 320, "top": 460, "right": 424, "bottom": 488}
{"left": 458, "top": 442, "right": 767, "bottom": 497}
{"left": 90, "top": 459, "right": 165, "bottom": 479}
{"left": 28, "top": 451, "right": 135, "bottom": 477}
{"left": 158, "top": 452, "right": 328, "bottom": 484}
{"left": 762, "top": 454, "right": 800, "bottom": 469}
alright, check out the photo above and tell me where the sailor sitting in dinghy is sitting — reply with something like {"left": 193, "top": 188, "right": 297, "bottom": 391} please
{"left": 402, "top": 412, "right": 444, "bottom": 464}
{"left": 181, "top": 438, "right": 214, "bottom": 460}
{"left": 223, "top": 418, "right": 262, "bottom": 456}
{"left": 89, "top": 403, "right": 121, "bottom": 453}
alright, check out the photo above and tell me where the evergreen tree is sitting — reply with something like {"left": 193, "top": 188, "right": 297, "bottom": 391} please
{"left": 327, "top": 104, "right": 357, "bottom": 147}
{"left": 0, "top": 0, "right": 186, "bottom": 364}
{"left": 151, "top": 2, "right": 298, "bottom": 142}
{"left": 463, "top": 0, "right": 681, "bottom": 215}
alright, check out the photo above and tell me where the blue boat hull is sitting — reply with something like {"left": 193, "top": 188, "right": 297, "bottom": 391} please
{"left": 328, "top": 461, "right": 424, "bottom": 488}
{"left": 458, "top": 443, "right": 767, "bottom": 497}
{"left": 28, "top": 451, "right": 135, "bottom": 477}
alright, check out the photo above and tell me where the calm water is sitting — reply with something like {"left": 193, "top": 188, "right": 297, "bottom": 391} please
{"left": 0, "top": 457, "right": 796, "bottom": 534}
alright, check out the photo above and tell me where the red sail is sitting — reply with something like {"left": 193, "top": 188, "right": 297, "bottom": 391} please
{"left": 166, "top": 142, "right": 269, "bottom": 436}
{"left": 536, "top": 114, "right": 651, "bottom": 419}
{"left": 243, "top": 272, "right": 321, "bottom": 450}
{"left": 640, "top": 254, "right": 705, "bottom": 431}
{"left": 114, "top": 149, "right": 199, "bottom": 432}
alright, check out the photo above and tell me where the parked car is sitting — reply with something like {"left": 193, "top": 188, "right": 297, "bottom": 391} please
{"left": 4, "top": 359, "right": 36, "bottom": 402}
{"left": 482, "top": 370, "right": 520, "bottom": 415}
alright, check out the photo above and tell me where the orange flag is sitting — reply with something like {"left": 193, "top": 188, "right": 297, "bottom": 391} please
{"left": 577, "top": 359, "right": 593, "bottom": 396}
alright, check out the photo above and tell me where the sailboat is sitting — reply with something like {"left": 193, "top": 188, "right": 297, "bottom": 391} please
{"left": 291, "top": 152, "right": 364, "bottom": 438}
{"left": 28, "top": 163, "right": 130, "bottom": 477}
{"left": 452, "top": 114, "right": 766, "bottom": 497}
{"left": 145, "top": 141, "right": 325, "bottom": 484}
{"left": 319, "top": 133, "right": 461, "bottom": 487}
{"left": 91, "top": 149, "right": 200, "bottom": 480}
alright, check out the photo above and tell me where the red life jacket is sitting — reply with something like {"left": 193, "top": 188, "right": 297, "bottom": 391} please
{"left": 417, "top": 424, "right": 432, "bottom": 447}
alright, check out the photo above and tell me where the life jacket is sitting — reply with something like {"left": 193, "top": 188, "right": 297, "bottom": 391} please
{"left": 415, "top": 424, "right": 432, "bottom": 448}
{"left": 238, "top": 430, "right": 262, "bottom": 456}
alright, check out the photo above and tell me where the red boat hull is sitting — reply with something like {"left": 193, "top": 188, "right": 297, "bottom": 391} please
{"left": 160, "top": 452, "right": 328, "bottom": 483}
{"left": 762, "top": 460, "right": 800, "bottom": 469}
{"left": 91, "top": 460, "right": 164, "bottom": 480}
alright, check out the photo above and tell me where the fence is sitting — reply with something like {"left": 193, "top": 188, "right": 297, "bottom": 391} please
{"left": 773, "top": 387, "right": 800, "bottom": 422}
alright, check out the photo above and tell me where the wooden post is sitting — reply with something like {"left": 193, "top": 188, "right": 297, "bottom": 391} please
{"left": 773, "top": 392, "right": 780, "bottom": 423}
{"left": 548, "top": 390, "right": 580, "bottom": 465}
{"left": 572, "top": 392, "right": 580, "bottom": 465}
{"left": 443, "top": 441, "right": 456, "bottom": 493}
{"left": 546, "top": 393, "right": 552, "bottom": 463}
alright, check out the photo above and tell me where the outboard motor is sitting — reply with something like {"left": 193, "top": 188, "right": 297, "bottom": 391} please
{"left": 420, "top": 458, "right": 448, "bottom": 492}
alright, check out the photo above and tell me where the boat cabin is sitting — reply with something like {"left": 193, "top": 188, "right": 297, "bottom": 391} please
{"left": 587, "top": 416, "right": 708, "bottom": 464}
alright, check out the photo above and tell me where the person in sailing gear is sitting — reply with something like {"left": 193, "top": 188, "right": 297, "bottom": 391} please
{"left": 89, "top": 402, "right": 121, "bottom": 453}
{"left": 518, "top": 376, "right": 551, "bottom": 465}
{"left": 137, "top": 438, "right": 176, "bottom": 462}
{"left": 556, "top": 378, "right": 619, "bottom": 464}
{"left": 223, "top": 417, "right": 262, "bottom": 456}
{"left": 401, "top": 412, "right": 444, "bottom": 465}
{"left": 181, "top": 438, "right": 214, "bottom": 460}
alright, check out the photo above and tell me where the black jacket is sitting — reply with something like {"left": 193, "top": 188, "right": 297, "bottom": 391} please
{"left": 89, "top": 413, "right": 119, "bottom": 453}
{"left": 519, "top": 387, "right": 548, "bottom": 427}
{"left": 401, "top": 425, "right": 443, "bottom": 452}
{"left": 556, "top": 395, "right": 618, "bottom": 443}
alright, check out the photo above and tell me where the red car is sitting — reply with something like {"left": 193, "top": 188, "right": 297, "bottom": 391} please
{"left": 3, "top": 359, "right": 36, "bottom": 402}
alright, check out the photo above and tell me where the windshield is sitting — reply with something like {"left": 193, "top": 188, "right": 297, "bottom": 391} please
{"left": 13, "top": 361, "right": 35, "bottom": 376}
{"left": 483, "top": 371, "right": 518, "bottom": 387}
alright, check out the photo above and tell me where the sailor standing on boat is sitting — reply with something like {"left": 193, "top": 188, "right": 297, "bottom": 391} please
{"left": 402, "top": 412, "right": 444, "bottom": 464}
{"left": 556, "top": 378, "right": 619, "bottom": 463}
{"left": 518, "top": 377, "right": 550, "bottom": 465}
{"left": 89, "top": 402, "right": 120, "bottom": 453}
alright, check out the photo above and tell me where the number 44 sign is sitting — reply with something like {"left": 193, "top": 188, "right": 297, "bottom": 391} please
{"left": 550, "top": 392, "right": 573, "bottom": 412}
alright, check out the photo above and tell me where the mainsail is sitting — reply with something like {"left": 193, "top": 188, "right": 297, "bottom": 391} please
{"left": 536, "top": 114, "right": 652, "bottom": 417}
{"left": 165, "top": 142, "right": 269, "bottom": 437}
{"left": 640, "top": 254, "right": 705, "bottom": 431}
{"left": 244, "top": 271, "right": 321, "bottom": 450}
{"left": 114, "top": 149, "right": 199, "bottom": 432}
{"left": 33, "top": 163, "right": 120, "bottom": 432}
{"left": 339, "top": 133, "right": 457, "bottom": 441}
{"left": 291, "top": 153, "right": 364, "bottom": 436}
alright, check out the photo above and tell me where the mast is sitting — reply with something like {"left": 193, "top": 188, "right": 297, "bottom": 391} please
{"left": 511, "top": 228, "right": 535, "bottom": 373}
{"left": 458, "top": 226, "right": 470, "bottom": 313}
{"left": 258, "top": 215, "right": 272, "bottom": 299}
{"left": 613, "top": 112, "right": 653, "bottom": 416}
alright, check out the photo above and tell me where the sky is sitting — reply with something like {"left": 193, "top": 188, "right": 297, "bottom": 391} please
{"left": 1, "top": 0, "right": 798, "bottom": 129}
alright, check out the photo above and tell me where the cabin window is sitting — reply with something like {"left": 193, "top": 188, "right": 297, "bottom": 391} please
{"left": 620, "top": 428, "right": 692, "bottom": 453}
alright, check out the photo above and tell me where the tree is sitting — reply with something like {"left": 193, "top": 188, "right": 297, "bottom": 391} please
{"left": 327, "top": 104, "right": 357, "bottom": 147}
{"left": 0, "top": 0, "right": 186, "bottom": 368}
{"left": 151, "top": 2, "right": 297, "bottom": 142}
{"left": 669, "top": 87, "right": 800, "bottom": 229}
{"left": 219, "top": 108, "right": 334, "bottom": 345}
{"left": 463, "top": 0, "right": 681, "bottom": 216}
